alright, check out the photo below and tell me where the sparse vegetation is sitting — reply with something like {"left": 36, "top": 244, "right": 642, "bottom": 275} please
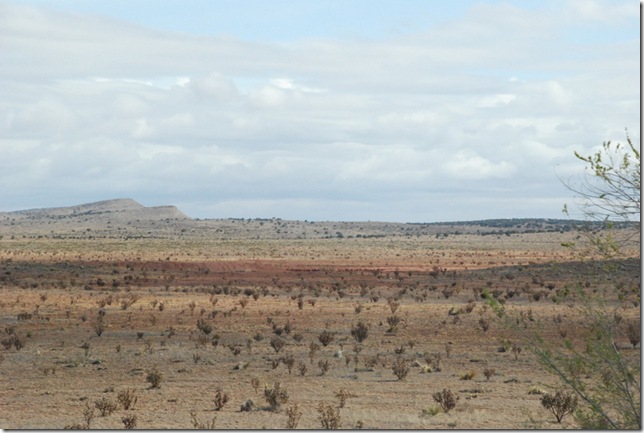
{"left": 433, "top": 388, "right": 459, "bottom": 413}
{"left": 145, "top": 366, "right": 163, "bottom": 389}
{"left": 317, "top": 402, "right": 341, "bottom": 429}
{"left": 264, "top": 382, "right": 289, "bottom": 412}
{"left": 285, "top": 403, "right": 303, "bottom": 429}
{"left": 540, "top": 390, "right": 578, "bottom": 423}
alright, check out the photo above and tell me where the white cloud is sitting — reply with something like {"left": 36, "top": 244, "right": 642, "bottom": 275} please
{"left": 0, "top": 1, "right": 638, "bottom": 221}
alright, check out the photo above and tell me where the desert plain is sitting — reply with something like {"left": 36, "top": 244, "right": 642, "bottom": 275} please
{"left": 0, "top": 199, "right": 639, "bottom": 429}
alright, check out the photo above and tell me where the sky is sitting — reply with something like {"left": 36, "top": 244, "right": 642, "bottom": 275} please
{"left": 0, "top": 0, "right": 639, "bottom": 222}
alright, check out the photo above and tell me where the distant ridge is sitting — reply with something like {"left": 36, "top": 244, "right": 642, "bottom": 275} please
{"left": 0, "top": 198, "right": 191, "bottom": 220}
{"left": 0, "top": 198, "right": 193, "bottom": 233}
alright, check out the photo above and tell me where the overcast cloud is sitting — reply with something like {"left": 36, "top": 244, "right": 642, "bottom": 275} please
{"left": 0, "top": 0, "right": 639, "bottom": 222}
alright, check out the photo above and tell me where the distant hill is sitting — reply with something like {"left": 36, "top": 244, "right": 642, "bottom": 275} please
{"left": 0, "top": 198, "right": 193, "bottom": 239}
{"left": 0, "top": 198, "right": 633, "bottom": 241}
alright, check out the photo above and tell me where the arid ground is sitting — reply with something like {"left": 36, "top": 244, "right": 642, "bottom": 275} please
{"left": 0, "top": 201, "right": 639, "bottom": 429}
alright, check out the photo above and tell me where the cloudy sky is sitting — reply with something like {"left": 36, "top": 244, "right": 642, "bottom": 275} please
{"left": 0, "top": 0, "right": 639, "bottom": 222}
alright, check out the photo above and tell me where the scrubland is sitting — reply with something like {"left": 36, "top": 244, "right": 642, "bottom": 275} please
{"left": 0, "top": 226, "right": 639, "bottom": 429}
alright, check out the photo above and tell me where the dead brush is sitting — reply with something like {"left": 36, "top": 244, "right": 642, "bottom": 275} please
{"left": 121, "top": 415, "right": 137, "bottom": 429}
{"left": 318, "top": 359, "right": 330, "bottom": 376}
{"left": 145, "top": 365, "right": 163, "bottom": 389}
{"left": 285, "top": 403, "right": 303, "bottom": 429}
{"left": 94, "top": 396, "right": 118, "bottom": 417}
{"left": 433, "top": 388, "right": 459, "bottom": 413}
{"left": 392, "top": 357, "right": 409, "bottom": 380}
{"left": 190, "top": 410, "right": 216, "bottom": 429}
{"left": 334, "top": 388, "right": 357, "bottom": 408}
{"left": 213, "top": 387, "right": 230, "bottom": 411}
{"left": 117, "top": 388, "right": 138, "bottom": 410}
{"left": 264, "top": 382, "right": 289, "bottom": 412}
{"left": 317, "top": 402, "right": 341, "bottom": 429}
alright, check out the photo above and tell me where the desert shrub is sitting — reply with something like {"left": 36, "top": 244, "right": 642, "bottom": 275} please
{"left": 334, "top": 388, "right": 357, "bottom": 408}
{"left": 94, "top": 396, "right": 117, "bottom": 417}
{"left": 281, "top": 354, "right": 295, "bottom": 374}
{"left": 625, "top": 320, "right": 640, "bottom": 348}
{"left": 421, "top": 405, "right": 441, "bottom": 417}
{"left": 196, "top": 318, "right": 213, "bottom": 335}
{"left": 270, "top": 337, "right": 286, "bottom": 353}
{"left": 250, "top": 377, "right": 260, "bottom": 394}
{"left": 264, "top": 382, "right": 289, "bottom": 411}
{"left": 121, "top": 415, "right": 137, "bottom": 429}
{"left": 93, "top": 317, "right": 105, "bottom": 337}
{"left": 190, "top": 410, "right": 216, "bottom": 429}
{"left": 117, "top": 388, "right": 138, "bottom": 410}
{"left": 64, "top": 402, "right": 94, "bottom": 429}
{"left": 432, "top": 388, "right": 459, "bottom": 413}
{"left": 511, "top": 344, "right": 522, "bottom": 360}
{"left": 392, "top": 357, "right": 409, "bottom": 380}
{"left": 213, "top": 387, "right": 229, "bottom": 411}
{"left": 285, "top": 403, "right": 303, "bottom": 429}
{"left": 309, "top": 342, "right": 320, "bottom": 362}
{"left": 460, "top": 371, "right": 476, "bottom": 380}
{"left": 145, "top": 366, "right": 163, "bottom": 389}
{"left": 483, "top": 367, "right": 496, "bottom": 381}
{"left": 541, "top": 390, "right": 578, "bottom": 423}
{"left": 317, "top": 402, "right": 341, "bottom": 429}
{"left": 478, "top": 317, "right": 490, "bottom": 332}
{"left": 298, "top": 361, "right": 307, "bottom": 376}
{"left": 351, "top": 321, "right": 369, "bottom": 343}
{"left": 386, "top": 315, "right": 401, "bottom": 333}
{"left": 318, "top": 359, "right": 330, "bottom": 376}
{"left": 240, "top": 399, "right": 254, "bottom": 412}
{"left": 318, "top": 330, "right": 334, "bottom": 347}
{"left": 424, "top": 352, "right": 442, "bottom": 371}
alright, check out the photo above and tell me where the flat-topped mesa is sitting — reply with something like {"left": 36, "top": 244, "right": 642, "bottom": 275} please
{"left": 0, "top": 198, "right": 193, "bottom": 229}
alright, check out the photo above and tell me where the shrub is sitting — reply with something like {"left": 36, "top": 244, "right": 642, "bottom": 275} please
{"left": 190, "top": 410, "right": 216, "bottom": 429}
{"left": 421, "top": 405, "right": 441, "bottom": 417}
{"left": 626, "top": 320, "right": 640, "bottom": 348}
{"left": 386, "top": 315, "right": 401, "bottom": 333}
{"left": 392, "top": 357, "right": 409, "bottom": 380}
{"left": 240, "top": 399, "right": 254, "bottom": 412}
{"left": 432, "top": 388, "right": 459, "bottom": 413}
{"left": 121, "top": 415, "right": 137, "bottom": 429}
{"left": 117, "top": 388, "right": 138, "bottom": 410}
{"left": 317, "top": 402, "right": 341, "bottom": 429}
{"left": 459, "top": 371, "right": 476, "bottom": 380}
{"left": 250, "top": 377, "right": 260, "bottom": 394}
{"left": 425, "top": 352, "right": 442, "bottom": 371}
{"left": 281, "top": 354, "right": 295, "bottom": 374}
{"left": 94, "top": 396, "right": 117, "bottom": 417}
{"left": 93, "top": 317, "right": 105, "bottom": 337}
{"left": 541, "top": 390, "right": 578, "bottom": 423}
{"left": 351, "top": 321, "right": 369, "bottom": 343}
{"left": 318, "top": 330, "right": 334, "bottom": 347}
{"left": 196, "top": 318, "right": 213, "bottom": 335}
{"left": 309, "top": 342, "right": 321, "bottom": 362}
{"left": 297, "top": 361, "right": 307, "bottom": 376}
{"left": 270, "top": 337, "right": 286, "bottom": 353}
{"left": 285, "top": 403, "right": 303, "bottom": 429}
{"left": 145, "top": 366, "right": 163, "bottom": 389}
{"left": 213, "top": 387, "right": 229, "bottom": 411}
{"left": 334, "top": 388, "right": 357, "bottom": 408}
{"left": 264, "top": 382, "right": 289, "bottom": 411}
{"left": 483, "top": 367, "right": 496, "bottom": 381}
{"left": 318, "top": 359, "right": 330, "bottom": 376}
